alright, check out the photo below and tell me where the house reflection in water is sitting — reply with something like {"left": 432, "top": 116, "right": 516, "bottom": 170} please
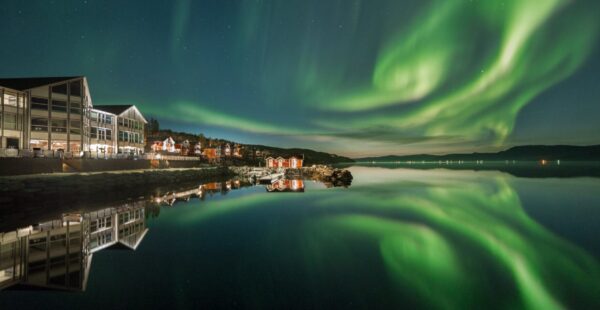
{"left": 0, "top": 203, "right": 147, "bottom": 292}
{"left": 266, "top": 179, "right": 305, "bottom": 193}
{"left": 154, "top": 180, "right": 244, "bottom": 206}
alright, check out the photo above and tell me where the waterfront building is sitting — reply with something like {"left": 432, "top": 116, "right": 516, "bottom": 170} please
{"left": 233, "top": 144, "right": 242, "bottom": 157}
{"left": 203, "top": 147, "right": 221, "bottom": 161}
{"left": 0, "top": 76, "right": 92, "bottom": 155}
{"left": 89, "top": 108, "right": 117, "bottom": 155}
{"left": 265, "top": 155, "right": 304, "bottom": 169}
{"left": 194, "top": 142, "right": 202, "bottom": 155}
{"left": 93, "top": 105, "right": 147, "bottom": 155}
{"left": 224, "top": 143, "right": 231, "bottom": 157}
{"left": 0, "top": 85, "right": 28, "bottom": 154}
{"left": 162, "top": 136, "right": 176, "bottom": 153}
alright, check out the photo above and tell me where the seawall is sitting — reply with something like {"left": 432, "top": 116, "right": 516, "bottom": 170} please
{"left": 0, "top": 167, "right": 237, "bottom": 216}
{"left": 0, "top": 158, "right": 203, "bottom": 176}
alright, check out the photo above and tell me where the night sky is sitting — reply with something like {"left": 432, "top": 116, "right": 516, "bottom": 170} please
{"left": 1, "top": 0, "right": 599, "bottom": 157}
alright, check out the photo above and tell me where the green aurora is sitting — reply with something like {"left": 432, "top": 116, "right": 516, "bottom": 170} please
{"left": 1, "top": 0, "right": 600, "bottom": 156}
{"left": 319, "top": 0, "right": 599, "bottom": 145}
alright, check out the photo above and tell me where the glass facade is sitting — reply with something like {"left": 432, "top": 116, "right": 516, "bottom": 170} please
{"left": 27, "top": 78, "right": 89, "bottom": 153}
{"left": 0, "top": 87, "right": 28, "bottom": 151}
{"left": 2, "top": 77, "right": 147, "bottom": 155}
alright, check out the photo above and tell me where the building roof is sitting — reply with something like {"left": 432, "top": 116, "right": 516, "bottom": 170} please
{"left": 93, "top": 104, "right": 148, "bottom": 123}
{"left": 265, "top": 154, "right": 304, "bottom": 160}
{"left": 0, "top": 76, "right": 82, "bottom": 90}
{"left": 92, "top": 105, "right": 134, "bottom": 115}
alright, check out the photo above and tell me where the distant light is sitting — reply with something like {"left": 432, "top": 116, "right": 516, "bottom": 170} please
{"left": 541, "top": 159, "right": 547, "bottom": 165}
{"left": 557, "top": 159, "right": 560, "bottom": 165}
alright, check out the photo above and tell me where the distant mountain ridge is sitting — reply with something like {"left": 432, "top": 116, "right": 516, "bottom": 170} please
{"left": 356, "top": 145, "right": 600, "bottom": 162}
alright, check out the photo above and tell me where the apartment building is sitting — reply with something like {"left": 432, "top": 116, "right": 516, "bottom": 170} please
{"left": 0, "top": 76, "right": 92, "bottom": 154}
{"left": 93, "top": 105, "right": 147, "bottom": 155}
{"left": 0, "top": 85, "right": 28, "bottom": 153}
{"left": 0, "top": 76, "right": 148, "bottom": 156}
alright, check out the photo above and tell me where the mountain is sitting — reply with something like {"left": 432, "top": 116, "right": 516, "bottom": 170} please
{"left": 355, "top": 145, "right": 600, "bottom": 162}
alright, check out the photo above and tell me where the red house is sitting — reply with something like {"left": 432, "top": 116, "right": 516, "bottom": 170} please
{"left": 265, "top": 155, "right": 304, "bottom": 169}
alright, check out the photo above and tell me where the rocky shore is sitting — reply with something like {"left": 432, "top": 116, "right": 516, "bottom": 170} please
{"left": 288, "top": 165, "right": 353, "bottom": 187}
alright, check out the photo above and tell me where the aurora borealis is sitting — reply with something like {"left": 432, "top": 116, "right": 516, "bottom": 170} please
{"left": 1, "top": 0, "right": 600, "bottom": 156}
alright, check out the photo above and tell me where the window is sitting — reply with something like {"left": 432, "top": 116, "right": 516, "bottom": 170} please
{"left": 70, "top": 120, "right": 81, "bottom": 134}
{"left": 51, "top": 119, "right": 67, "bottom": 133}
{"left": 70, "top": 101, "right": 81, "bottom": 115}
{"left": 91, "top": 111, "right": 98, "bottom": 121}
{"left": 6, "top": 138, "right": 19, "bottom": 148}
{"left": 106, "top": 129, "right": 112, "bottom": 140}
{"left": 97, "top": 128, "right": 106, "bottom": 140}
{"left": 91, "top": 127, "right": 97, "bottom": 138}
{"left": 31, "top": 118, "right": 48, "bottom": 131}
{"left": 52, "top": 83, "right": 67, "bottom": 95}
{"left": 105, "top": 115, "right": 112, "bottom": 124}
{"left": 3, "top": 93, "right": 17, "bottom": 106}
{"left": 31, "top": 97, "right": 48, "bottom": 110}
{"left": 70, "top": 80, "right": 81, "bottom": 97}
{"left": 2, "top": 113, "right": 17, "bottom": 130}
{"left": 51, "top": 100, "right": 67, "bottom": 112}
{"left": 119, "top": 130, "right": 124, "bottom": 141}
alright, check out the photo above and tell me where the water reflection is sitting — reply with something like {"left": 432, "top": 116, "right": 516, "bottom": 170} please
{"left": 343, "top": 161, "right": 600, "bottom": 178}
{"left": 0, "top": 178, "right": 299, "bottom": 292}
{"left": 266, "top": 179, "right": 305, "bottom": 192}
{"left": 1, "top": 169, "right": 599, "bottom": 309}
{"left": 153, "top": 179, "right": 251, "bottom": 206}
{"left": 309, "top": 167, "right": 600, "bottom": 309}
{"left": 0, "top": 202, "right": 147, "bottom": 291}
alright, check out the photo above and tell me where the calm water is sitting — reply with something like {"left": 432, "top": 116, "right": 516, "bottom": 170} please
{"left": 1, "top": 165, "right": 600, "bottom": 309}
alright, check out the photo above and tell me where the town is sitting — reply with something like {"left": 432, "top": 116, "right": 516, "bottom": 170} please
{"left": 0, "top": 76, "right": 337, "bottom": 174}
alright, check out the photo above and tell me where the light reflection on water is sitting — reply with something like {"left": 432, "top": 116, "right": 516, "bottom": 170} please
{"left": 1, "top": 166, "right": 599, "bottom": 309}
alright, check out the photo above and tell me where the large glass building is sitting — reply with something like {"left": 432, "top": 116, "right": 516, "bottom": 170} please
{"left": 0, "top": 77, "right": 147, "bottom": 157}
{"left": 93, "top": 105, "right": 147, "bottom": 155}
{"left": 0, "top": 77, "right": 92, "bottom": 155}
{"left": 0, "top": 85, "right": 29, "bottom": 154}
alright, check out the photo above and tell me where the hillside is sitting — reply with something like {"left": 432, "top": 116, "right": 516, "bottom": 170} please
{"left": 246, "top": 144, "right": 354, "bottom": 165}
{"left": 147, "top": 129, "right": 354, "bottom": 165}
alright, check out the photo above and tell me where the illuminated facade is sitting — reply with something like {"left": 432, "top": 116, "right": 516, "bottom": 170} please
{"left": 0, "top": 86, "right": 28, "bottom": 154}
{"left": 0, "top": 77, "right": 91, "bottom": 154}
{"left": 89, "top": 108, "right": 117, "bottom": 155}
{"left": 93, "top": 105, "right": 147, "bottom": 155}
{"left": 265, "top": 155, "right": 304, "bottom": 169}
{"left": 0, "top": 77, "right": 148, "bottom": 157}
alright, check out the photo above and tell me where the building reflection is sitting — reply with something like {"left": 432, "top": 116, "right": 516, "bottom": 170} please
{"left": 0, "top": 177, "right": 313, "bottom": 292}
{"left": 0, "top": 202, "right": 147, "bottom": 292}
{"left": 154, "top": 180, "right": 245, "bottom": 206}
{"left": 266, "top": 179, "right": 305, "bottom": 192}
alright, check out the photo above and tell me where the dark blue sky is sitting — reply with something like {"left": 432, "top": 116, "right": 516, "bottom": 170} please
{"left": 1, "top": 0, "right": 599, "bottom": 156}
